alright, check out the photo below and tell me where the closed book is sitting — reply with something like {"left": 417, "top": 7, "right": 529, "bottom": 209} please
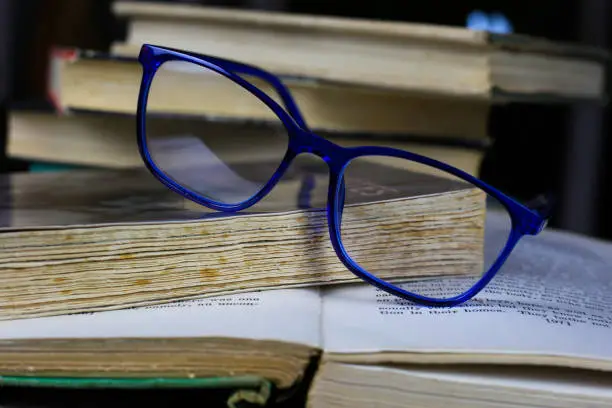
{"left": 0, "top": 155, "right": 486, "bottom": 320}
{"left": 112, "top": 1, "right": 608, "bottom": 102}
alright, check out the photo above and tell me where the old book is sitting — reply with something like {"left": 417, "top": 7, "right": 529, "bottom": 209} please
{"left": 0, "top": 213, "right": 611, "bottom": 406}
{"left": 47, "top": 48, "right": 491, "bottom": 140}
{"left": 0, "top": 288, "right": 321, "bottom": 404}
{"left": 6, "top": 109, "right": 487, "bottom": 175}
{"left": 111, "top": 1, "right": 608, "bottom": 102}
{"left": 0, "top": 155, "right": 486, "bottom": 320}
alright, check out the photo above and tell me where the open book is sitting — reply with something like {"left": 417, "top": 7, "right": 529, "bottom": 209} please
{"left": 1, "top": 212, "right": 611, "bottom": 407}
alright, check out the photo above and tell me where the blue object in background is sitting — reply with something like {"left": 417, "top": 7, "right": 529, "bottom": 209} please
{"left": 467, "top": 10, "right": 514, "bottom": 34}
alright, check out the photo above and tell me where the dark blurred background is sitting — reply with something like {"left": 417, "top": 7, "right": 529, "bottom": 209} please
{"left": 0, "top": 0, "right": 610, "bottom": 241}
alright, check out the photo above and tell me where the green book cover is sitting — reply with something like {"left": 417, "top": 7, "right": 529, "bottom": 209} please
{"left": 0, "top": 375, "right": 273, "bottom": 408}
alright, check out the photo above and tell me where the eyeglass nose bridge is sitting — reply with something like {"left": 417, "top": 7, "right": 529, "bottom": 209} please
{"left": 290, "top": 129, "right": 348, "bottom": 170}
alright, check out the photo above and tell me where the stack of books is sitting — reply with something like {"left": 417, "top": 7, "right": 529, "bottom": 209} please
{"left": 1, "top": 2, "right": 611, "bottom": 407}
{"left": 10, "top": 1, "right": 607, "bottom": 175}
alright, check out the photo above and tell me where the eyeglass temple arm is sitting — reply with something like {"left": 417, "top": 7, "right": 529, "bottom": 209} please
{"left": 202, "top": 55, "right": 309, "bottom": 130}
{"left": 525, "top": 192, "right": 555, "bottom": 220}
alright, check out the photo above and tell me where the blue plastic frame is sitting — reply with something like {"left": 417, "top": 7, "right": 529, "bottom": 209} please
{"left": 136, "top": 44, "right": 550, "bottom": 307}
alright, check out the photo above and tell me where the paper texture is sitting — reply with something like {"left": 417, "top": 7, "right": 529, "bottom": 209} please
{"left": 321, "top": 214, "right": 612, "bottom": 361}
{"left": 332, "top": 363, "right": 612, "bottom": 398}
{"left": 0, "top": 288, "right": 321, "bottom": 347}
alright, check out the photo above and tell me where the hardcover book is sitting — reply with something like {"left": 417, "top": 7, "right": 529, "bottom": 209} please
{"left": 46, "top": 47, "right": 491, "bottom": 140}
{"left": 112, "top": 1, "right": 608, "bottom": 102}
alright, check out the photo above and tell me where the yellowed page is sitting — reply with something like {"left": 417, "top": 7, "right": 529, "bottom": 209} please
{"left": 321, "top": 212, "right": 612, "bottom": 365}
{"left": 0, "top": 288, "right": 321, "bottom": 347}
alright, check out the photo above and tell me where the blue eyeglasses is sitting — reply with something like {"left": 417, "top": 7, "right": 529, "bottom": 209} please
{"left": 136, "top": 43, "right": 551, "bottom": 307}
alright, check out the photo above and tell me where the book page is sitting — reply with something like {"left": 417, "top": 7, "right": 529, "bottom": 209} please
{"left": 321, "top": 214, "right": 612, "bottom": 363}
{"left": 0, "top": 288, "right": 321, "bottom": 347}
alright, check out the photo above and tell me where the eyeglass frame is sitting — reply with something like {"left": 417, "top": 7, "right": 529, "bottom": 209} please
{"left": 136, "top": 43, "right": 551, "bottom": 308}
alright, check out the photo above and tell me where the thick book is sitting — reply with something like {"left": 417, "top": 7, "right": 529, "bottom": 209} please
{"left": 46, "top": 47, "right": 491, "bottom": 140}
{"left": 6, "top": 109, "right": 486, "bottom": 175}
{"left": 0, "top": 156, "right": 486, "bottom": 320}
{"left": 0, "top": 213, "right": 611, "bottom": 407}
{"left": 111, "top": 1, "right": 608, "bottom": 102}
